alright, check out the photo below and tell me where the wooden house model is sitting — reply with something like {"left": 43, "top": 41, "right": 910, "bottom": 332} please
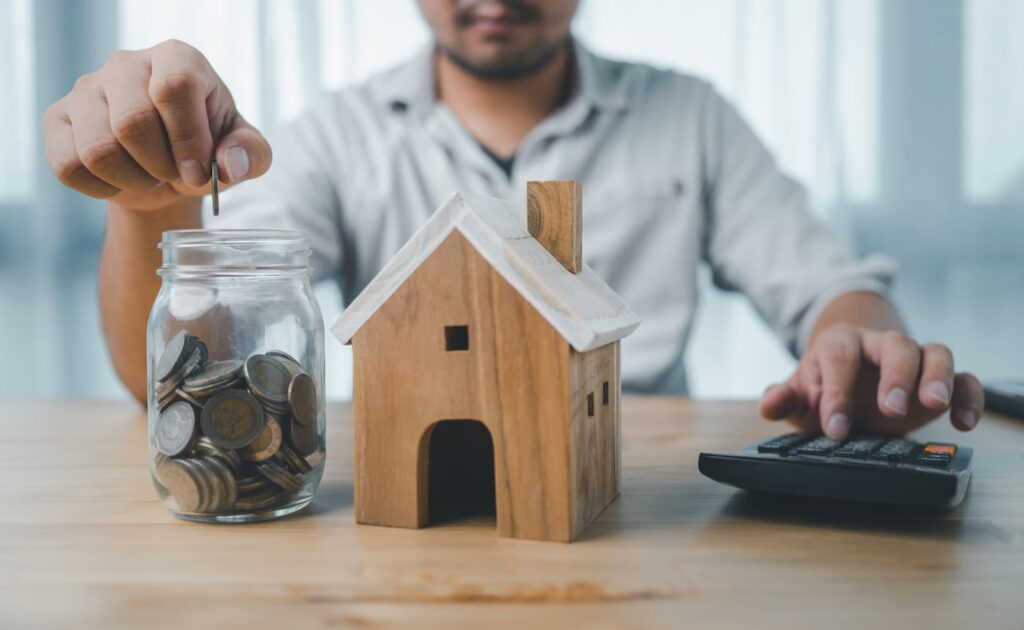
{"left": 331, "top": 181, "right": 640, "bottom": 542}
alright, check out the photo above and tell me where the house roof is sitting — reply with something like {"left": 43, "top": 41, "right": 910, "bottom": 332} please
{"left": 330, "top": 191, "right": 641, "bottom": 353}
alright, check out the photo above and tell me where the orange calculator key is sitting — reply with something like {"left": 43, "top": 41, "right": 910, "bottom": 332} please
{"left": 924, "top": 443, "right": 957, "bottom": 457}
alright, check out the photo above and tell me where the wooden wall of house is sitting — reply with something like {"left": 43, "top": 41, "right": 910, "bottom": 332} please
{"left": 569, "top": 341, "right": 621, "bottom": 537}
{"left": 352, "top": 230, "right": 580, "bottom": 541}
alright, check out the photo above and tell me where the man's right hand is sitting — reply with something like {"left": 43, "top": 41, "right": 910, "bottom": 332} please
{"left": 43, "top": 39, "right": 271, "bottom": 211}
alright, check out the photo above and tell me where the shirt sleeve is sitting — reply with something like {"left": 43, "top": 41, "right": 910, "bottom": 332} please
{"left": 206, "top": 106, "right": 343, "bottom": 285}
{"left": 699, "top": 85, "right": 897, "bottom": 355}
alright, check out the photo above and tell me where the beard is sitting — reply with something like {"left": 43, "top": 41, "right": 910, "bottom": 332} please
{"left": 438, "top": 36, "right": 570, "bottom": 81}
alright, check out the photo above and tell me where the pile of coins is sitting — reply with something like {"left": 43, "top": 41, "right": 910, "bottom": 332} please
{"left": 151, "top": 330, "right": 320, "bottom": 516}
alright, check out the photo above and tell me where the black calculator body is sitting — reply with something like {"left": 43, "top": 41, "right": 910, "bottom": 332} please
{"left": 699, "top": 434, "right": 973, "bottom": 509}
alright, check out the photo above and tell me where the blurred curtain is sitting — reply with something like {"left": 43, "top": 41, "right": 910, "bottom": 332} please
{"left": 1, "top": 0, "right": 1021, "bottom": 400}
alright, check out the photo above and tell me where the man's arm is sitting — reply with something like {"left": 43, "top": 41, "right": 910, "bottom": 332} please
{"left": 42, "top": 40, "right": 271, "bottom": 404}
{"left": 99, "top": 199, "right": 202, "bottom": 403}
{"left": 694, "top": 84, "right": 983, "bottom": 437}
{"left": 760, "top": 291, "right": 985, "bottom": 439}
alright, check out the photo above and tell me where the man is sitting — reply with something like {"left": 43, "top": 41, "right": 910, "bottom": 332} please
{"left": 42, "top": 0, "right": 983, "bottom": 440}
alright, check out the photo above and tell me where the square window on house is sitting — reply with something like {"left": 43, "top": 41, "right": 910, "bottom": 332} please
{"left": 445, "top": 325, "right": 469, "bottom": 351}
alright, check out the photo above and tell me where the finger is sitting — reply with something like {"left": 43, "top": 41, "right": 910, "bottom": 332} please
{"left": 917, "top": 343, "right": 954, "bottom": 412}
{"left": 214, "top": 115, "right": 272, "bottom": 184}
{"left": 798, "top": 357, "right": 822, "bottom": 416}
{"left": 65, "top": 88, "right": 162, "bottom": 192}
{"left": 817, "top": 329, "right": 862, "bottom": 440}
{"left": 873, "top": 331, "right": 922, "bottom": 418}
{"left": 42, "top": 103, "right": 120, "bottom": 199}
{"left": 102, "top": 51, "right": 179, "bottom": 182}
{"left": 148, "top": 40, "right": 215, "bottom": 187}
{"left": 949, "top": 372, "right": 984, "bottom": 431}
{"left": 759, "top": 380, "right": 800, "bottom": 420}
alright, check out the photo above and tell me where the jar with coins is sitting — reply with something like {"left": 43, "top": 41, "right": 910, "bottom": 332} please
{"left": 147, "top": 230, "right": 325, "bottom": 522}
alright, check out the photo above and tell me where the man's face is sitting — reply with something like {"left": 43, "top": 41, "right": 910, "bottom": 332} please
{"left": 417, "top": 0, "right": 580, "bottom": 80}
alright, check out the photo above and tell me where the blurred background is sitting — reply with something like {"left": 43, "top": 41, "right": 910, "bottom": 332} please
{"left": 0, "top": 0, "right": 1021, "bottom": 401}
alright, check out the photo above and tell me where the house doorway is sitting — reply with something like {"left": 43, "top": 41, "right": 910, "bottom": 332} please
{"left": 426, "top": 419, "right": 496, "bottom": 525}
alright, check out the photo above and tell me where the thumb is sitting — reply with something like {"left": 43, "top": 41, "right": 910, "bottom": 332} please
{"left": 214, "top": 116, "right": 272, "bottom": 184}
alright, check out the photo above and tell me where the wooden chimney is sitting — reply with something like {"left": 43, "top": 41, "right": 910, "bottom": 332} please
{"left": 526, "top": 180, "right": 582, "bottom": 274}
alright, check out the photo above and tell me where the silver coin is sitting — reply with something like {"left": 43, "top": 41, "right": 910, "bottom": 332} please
{"left": 266, "top": 350, "right": 304, "bottom": 378}
{"left": 155, "top": 330, "right": 191, "bottom": 382}
{"left": 184, "top": 359, "right": 244, "bottom": 390}
{"left": 154, "top": 401, "right": 196, "bottom": 457}
{"left": 178, "top": 343, "right": 207, "bottom": 381}
{"left": 244, "top": 355, "right": 291, "bottom": 404}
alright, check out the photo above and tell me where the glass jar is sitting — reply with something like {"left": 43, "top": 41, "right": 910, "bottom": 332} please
{"left": 147, "top": 229, "right": 325, "bottom": 523}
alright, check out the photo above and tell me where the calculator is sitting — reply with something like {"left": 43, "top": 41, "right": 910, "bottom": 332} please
{"left": 699, "top": 433, "right": 973, "bottom": 508}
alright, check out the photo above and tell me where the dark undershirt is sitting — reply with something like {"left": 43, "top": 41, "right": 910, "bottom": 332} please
{"left": 479, "top": 143, "right": 516, "bottom": 179}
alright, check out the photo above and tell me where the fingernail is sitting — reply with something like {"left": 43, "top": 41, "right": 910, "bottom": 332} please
{"left": 927, "top": 381, "right": 951, "bottom": 405}
{"left": 958, "top": 409, "right": 977, "bottom": 430}
{"left": 885, "top": 387, "right": 909, "bottom": 415}
{"left": 179, "top": 159, "right": 206, "bottom": 187}
{"left": 827, "top": 413, "right": 851, "bottom": 440}
{"left": 223, "top": 145, "right": 250, "bottom": 182}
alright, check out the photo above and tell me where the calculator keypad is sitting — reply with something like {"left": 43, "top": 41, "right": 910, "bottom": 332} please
{"left": 755, "top": 433, "right": 959, "bottom": 470}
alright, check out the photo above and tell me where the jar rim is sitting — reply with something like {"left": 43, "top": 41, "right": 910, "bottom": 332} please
{"left": 160, "top": 229, "right": 309, "bottom": 248}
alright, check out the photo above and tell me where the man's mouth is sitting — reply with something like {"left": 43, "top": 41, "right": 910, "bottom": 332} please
{"left": 455, "top": 1, "right": 540, "bottom": 35}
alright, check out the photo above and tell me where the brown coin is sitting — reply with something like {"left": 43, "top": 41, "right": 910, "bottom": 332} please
{"left": 277, "top": 444, "right": 313, "bottom": 475}
{"left": 289, "top": 412, "right": 318, "bottom": 457}
{"left": 204, "top": 456, "right": 238, "bottom": 511}
{"left": 240, "top": 415, "right": 283, "bottom": 463}
{"left": 236, "top": 475, "right": 270, "bottom": 494}
{"left": 244, "top": 354, "right": 291, "bottom": 404}
{"left": 154, "top": 374, "right": 182, "bottom": 407}
{"left": 257, "top": 460, "right": 304, "bottom": 493}
{"left": 288, "top": 373, "right": 317, "bottom": 428}
{"left": 192, "top": 437, "right": 243, "bottom": 476}
{"left": 175, "top": 388, "right": 204, "bottom": 408}
{"left": 195, "top": 459, "right": 225, "bottom": 513}
{"left": 159, "top": 459, "right": 203, "bottom": 513}
{"left": 154, "top": 401, "right": 197, "bottom": 457}
{"left": 179, "top": 458, "right": 215, "bottom": 513}
{"left": 200, "top": 389, "right": 265, "bottom": 450}
{"left": 155, "top": 330, "right": 191, "bottom": 382}
{"left": 234, "top": 486, "right": 287, "bottom": 511}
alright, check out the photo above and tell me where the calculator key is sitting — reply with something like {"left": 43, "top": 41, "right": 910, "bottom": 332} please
{"left": 833, "top": 437, "right": 886, "bottom": 459}
{"left": 873, "top": 438, "right": 920, "bottom": 461}
{"left": 923, "top": 443, "right": 957, "bottom": 457}
{"left": 794, "top": 436, "right": 843, "bottom": 456}
{"left": 757, "top": 433, "right": 812, "bottom": 454}
{"left": 916, "top": 453, "right": 952, "bottom": 468}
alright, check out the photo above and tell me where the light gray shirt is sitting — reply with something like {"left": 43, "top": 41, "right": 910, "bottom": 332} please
{"left": 212, "top": 41, "right": 895, "bottom": 393}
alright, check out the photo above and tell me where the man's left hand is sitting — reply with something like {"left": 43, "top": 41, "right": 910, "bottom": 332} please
{"left": 759, "top": 324, "right": 984, "bottom": 440}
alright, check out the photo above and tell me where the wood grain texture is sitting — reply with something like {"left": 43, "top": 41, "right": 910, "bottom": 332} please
{"left": 2, "top": 399, "right": 1022, "bottom": 629}
{"left": 353, "top": 231, "right": 576, "bottom": 541}
{"left": 569, "top": 341, "right": 620, "bottom": 537}
{"left": 526, "top": 180, "right": 583, "bottom": 274}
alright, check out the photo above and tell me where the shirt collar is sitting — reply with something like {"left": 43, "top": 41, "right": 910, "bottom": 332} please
{"left": 378, "top": 37, "right": 631, "bottom": 117}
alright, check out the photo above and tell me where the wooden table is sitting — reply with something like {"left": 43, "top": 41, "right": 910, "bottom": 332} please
{"left": 0, "top": 399, "right": 1021, "bottom": 628}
